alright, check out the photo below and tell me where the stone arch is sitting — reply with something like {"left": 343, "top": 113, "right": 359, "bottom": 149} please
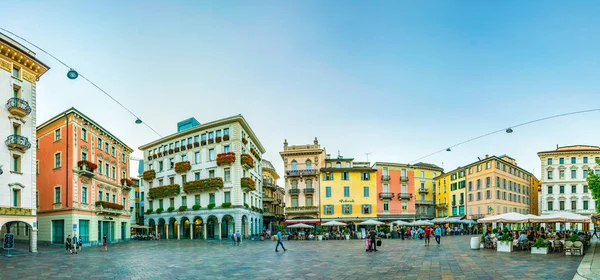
{"left": 192, "top": 216, "right": 204, "bottom": 239}
{"left": 168, "top": 217, "right": 178, "bottom": 239}
{"left": 222, "top": 215, "right": 235, "bottom": 238}
{"left": 158, "top": 218, "right": 166, "bottom": 238}
{"left": 180, "top": 217, "right": 191, "bottom": 239}
{"left": 206, "top": 215, "right": 219, "bottom": 239}
{"left": 0, "top": 220, "right": 35, "bottom": 253}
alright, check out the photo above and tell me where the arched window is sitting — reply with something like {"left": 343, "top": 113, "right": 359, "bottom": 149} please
{"left": 306, "top": 160, "right": 312, "bottom": 170}
{"left": 336, "top": 162, "right": 341, "bottom": 168}
{"left": 291, "top": 160, "right": 297, "bottom": 171}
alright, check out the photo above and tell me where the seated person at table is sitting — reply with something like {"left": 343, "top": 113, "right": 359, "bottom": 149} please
{"left": 519, "top": 232, "right": 528, "bottom": 244}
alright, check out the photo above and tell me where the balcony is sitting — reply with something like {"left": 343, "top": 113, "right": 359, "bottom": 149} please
{"left": 418, "top": 188, "right": 429, "bottom": 194}
{"left": 381, "top": 175, "right": 390, "bottom": 181}
{"left": 304, "top": 188, "right": 315, "bottom": 194}
{"left": 286, "top": 169, "right": 317, "bottom": 177}
{"left": 285, "top": 206, "right": 318, "bottom": 214}
{"left": 398, "top": 193, "right": 412, "bottom": 200}
{"left": 436, "top": 203, "right": 447, "bottom": 209}
{"left": 5, "top": 135, "right": 31, "bottom": 151}
{"left": 400, "top": 176, "right": 409, "bottom": 182}
{"left": 415, "top": 200, "right": 435, "bottom": 205}
{"left": 289, "top": 189, "right": 301, "bottom": 195}
{"left": 262, "top": 196, "right": 274, "bottom": 203}
{"left": 77, "top": 161, "right": 97, "bottom": 178}
{"left": 263, "top": 182, "right": 276, "bottom": 190}
{"left": 379, "top": 192, "right": 394, "bottom": 199}
{"left": 6, "top": 97, "right": 32, "bottom": 118}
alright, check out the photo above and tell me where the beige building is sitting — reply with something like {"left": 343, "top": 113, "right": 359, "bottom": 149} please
{"left": 261, "top": 159, "right": 284, "bottom": 231}
{"left": 279, "top": 138, "right": 325, "bottom": 225}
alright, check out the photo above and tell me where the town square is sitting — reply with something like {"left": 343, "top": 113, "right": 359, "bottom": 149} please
{"left": 2, "top": 1, "right": 600, "bottom": 279}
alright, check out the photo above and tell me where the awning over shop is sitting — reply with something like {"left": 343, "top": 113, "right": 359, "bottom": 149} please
{"left": 285, "top": 219, "right": 320, "bottom": 225}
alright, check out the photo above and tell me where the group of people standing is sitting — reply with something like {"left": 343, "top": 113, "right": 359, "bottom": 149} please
{"left": 65, "top": 234, "right": 82, "bottom": 254}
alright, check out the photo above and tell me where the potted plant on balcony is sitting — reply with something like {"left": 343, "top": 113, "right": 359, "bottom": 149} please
{"left": 531, "top": 237, "right": 549, "bottom": 254}
{"left": 217, "top": 152, "right": 236, "bottom": 166}
{"left": 344, "top": 228, "right": 350, "bottom": 240}
{"left": 121, "top": 178, "right": 134, "bottom": 187}
{"left": 244, "top": 203, "right": 249, "bottom": 209}
{"left": 156, "top": 208, "right": 164, "bottom": 214}
{"left": 216, "top": 136, "right": 222, "bottom": 143}
{"left": 187, "top": 143, "right": 193, "bottom": 149}
{"left": 241, "top": 154, "right": 254, "bottom": 168}
{"left": 153, "top": 154, "right": 158, "bottom": 159}
{"left": 148, "top": 184, "right": 180, "bottom": 199}
{"left": 168, "top": 148, "right": 174, "bottom": 154}
{"left": 201, "top": 140, "right": 207, "bottom": 146}
{"left": 167, "top": 207, "right": 175, "bottom": 213}
{"left": 193, "top": 142, "right": 199, "bottom": 148}
{"left": 178, "top": 205, "right": 188, "bottom": 212}
{"left": 207, "top": 203, "right": 216, "bottom": 209}
{"left": 181, "top": 145, "right": 186, "bottom": 151}
{"left": 497, "top": 233, "right": 513, "bottom": 252}
{"left": 77, "top": 160, "right": 97, "bottom": 172}
{"left": 223, "top": 134, "right": 230, "bottom": 141}
{"left": 221, "top": 202, "right": 231, "bottom": 208}
{"left": 192, "top": 204, "right": 201, "bottom": 210}
{"left": 241, "top": 177, "right": 256, "bottom": 191}
{"left": 317, "top": 227, "right": 324, "bottom": 241}
{"left": 157, "top": 152, "right": 162, "bottom": 157}
{"left": 241, "top": 137, "right": 248, "bottom": 144}
{"left": 208, "top": 138, "right": 214, "bottom": 144}
{"left": 175, "top": 161, "right": 191, "bottom": 173}
{"left": 142, "top": 170, "right": 156, "bottom": 181}
{"left": 146, "top": 209, "right": 153, "bottom": 214}
{"left": 147, "top": 156, "right": 152, "bottom": 160}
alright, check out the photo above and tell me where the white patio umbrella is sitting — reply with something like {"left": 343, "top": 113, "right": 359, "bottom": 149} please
{"left": 322, "top": 221, "right": 347, "bottom": 226}
{"left": 529, "top": 212, "right": 590, "bottom": 223}
{"left": 287, "top": 223, "right": 313, "bottom": 228}
{"left": 477, "top": 212, "right": 532, "bottom": 223}
{"left": 357, "top": 219, "right": 385, "bottom": 226}
{"left": 412, "top": 220, "right": 434, "bottom": 226}
{"left": 391, "top": 220, "right": 411, "bottom": 226}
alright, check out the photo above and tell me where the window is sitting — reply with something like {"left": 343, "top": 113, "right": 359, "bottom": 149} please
{"left": 122, "top": 154, "right": 126, "bottom": 163}
{"left": 12, "top": 189, "right": 20, "bottom": 207}
{"left": 168, "top": 177, "right": 173, "bottom": 184}
{"left": 291, "top": 197, "right": 298, "bottom": 207}
{"left": 224, "top": 145, "right": 230, "bottom": 153}
{"left": 571, "top": 157, "right": 576, "bottom": 164}
{"left": 363, "top": 186, "right": 369, "bottom": 197}
{"left": 547, "top": 158, "right": 552, "bottom": 165}
{"left": 12, "top": 66, "right": 20, "bottom": 78}
{"left": 547, "top": 201, "right": 553, "bottom": 211}
{"left": 223, "top": 128, "right": 229, "bottom": 136}
{"left": 81, "top": 128, "right": 87, "bottom": 141}
{"left": 55, "top": 153, "right": 61, "bottom": 168}
{"left": 224, "top": 192, "right": 231, "bottom": 203}
{"left": 306, "top": 179, "right": 313, "bottom": 189}
{"left": 584, "top": 170, "right": 589, "bottom": 178}
{"left": 341, "top": 172, "right": 349, "bottom": 180}
{"left": 344, "top": 186, "right": 350, "bottom": 197}
{"left": 181, "top": 175, "right": 187, "bottom": 184}
{"left": 420, "top": 171, "right": 425, "bottom": 177}
{"left": 383, "top": 202, "right": 389, "bottom": 211}
{"left": 571, "top": 170, "right": 577, "bottom": 179}
{"left": 324, "top": 205, "right": 334, "bottom": 215}
{"left": 224, "top": 168, "right": 231, "bottom": 182}
{"left": 468, "top": 193, "right": 473, "bottom": 202}
{"left": 170, "top": 158, "right": 174, "bottom": 169}
{"left": 326, "top": 186, "right": 332, "bottom": 197}
{"left": 112, "top": 166, "right": 116, "bottom": 179}
{"left": 362, "top": 204, "right": 372, "bottom": 214}
{"left": 323, "top": 172, "right": 334, "bottom": 180}
{"left": 105, "top": 163, "right": 109, "bottom": 176}
{"left": 159, "top": 161, "right": 164, "bottom": 172}
{"left": 208, "top": 132, "right": 214, "bottom": 140}
{"left": 335, "top": 162, "right": 341, "bottom": 168}
{"left": 194, "top": 172, "right": 200, "bottom": 180}
{"left": 547, "top": 171, "right": 553, "bottom": 180}
{"left": 209, "top": 149, "right": 215, "bottom": 161}
{"left": 105, "top": 143, "right": 109, "bottom": 153}
{"left": 572, "top": 185, "right": 577, "bottom": 193}
{"left": 571, "top": 201, "right": 577, "bottom": 211}
{"left": 362, "top": 172, "right": 370, "bottom": 180}
{"left": 181, "top": 154, "right": 187, "bottom": 162}
{"left": 306, "top": 160, "right": 312, "bottom": 170}
{"left": 584, "top": 185, "right": 589, "bottom": 193}
{"left": 112, "top": 194, "right": 116, "bottom": 203}
{"left": 306, "top": 197, "right": 313, "bottom": 206}
{"left": 169, "top": 198, "right": 174, "bottom": 208}
{"left": 98, "top": 138, "right": 102, "bottom": 149}
{"left": 123, "top": 197, "right": 126, "bottom": 206}
{"left": 55, "top": 187, "right": 61, "bottom": 203}
{"left": 99, "top": 191, "right": 103, "bottom": 201}
{"left": 584, "top": 200, "right": 589, "bottom": 210}
{"left": 105, "top": 193, "right": 109, "bottom": 201}
{"left": 181, "top": 196, "right": 187, "bottom": 206}
{"left": 342, "top": 204, "right": 352, "bottom": 214}
{"left": 111, "top": 147, "right": 115, "bottom": 156}
{"left": 12, "top": 155, "right": 21, "bottom": 173}
{"left": 159, "top": 199, "right": 164, "bottom": 209}
{"left": 559, "top": 170, "right": 565, "bottom": 179}
{"left": 82, "top": 187, "right": 87, "bottom": 204}
{"left": 559, "top": 201, "right": 565, "bottom": 211}
{"left": 584, "top": 157, "right": 589, "bottom": 164}
{"left": 559, "top": 157, "right": 564, "bottom": 164}
{"left": 559, "top": 185, "right": 564, "bottom": 194}
{"left": 291, "top": 160, "right": 297, "bottom": 171}
{"left": 194, "top": 195, "right": 200, "bottom": 206}
{"left": 209, "top": 170, "right": 215, "bottom": 178}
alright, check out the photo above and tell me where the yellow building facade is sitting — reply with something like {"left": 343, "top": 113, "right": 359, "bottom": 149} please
{"left": 412, "top": 163, "right": 443, "bottom": 219}
{"left": 435, "top": 173, "right": 451, "bottom": 217}
{"left": 319, "top": 156, "right": 377, "bottom": 221}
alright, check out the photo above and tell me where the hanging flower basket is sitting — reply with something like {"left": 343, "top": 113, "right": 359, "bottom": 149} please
{"left": 241, "top": 154, "right": 254, "bottom": 168}
{"left": 201, "top": 140, "right": 207, "bottom": 145}
{"left": 194, "top": 142, "right": 199, "bottom": 147}
{"left": 174, "top": 147, "right": 180, "bottom": 152}
{"left": 187, "top": 144, "right": 193, "bottom": 149}
{"left": 208, "top": 138, "right": 214, "bottom": 144}
{"left": 157, "top": 152, "right": 162, "bottom": 157}
{"left": 216, "top": 136, "right": 222, "bottom": 143}
{"left": 148, "top": 184, "right": 181, "bottom": 199}
{"left": 174, "top": 161, "right": 191, "bottom": 173}
{"left": 142, "top": 170, "right": 156, "bottom": 181}
{"left": 147, "top": 156, "right": 152, "bottom": 160}
{"left": 77, "top": 160, "right": 97, "bottom": 171}
{"left": 183, "top": 177, "right": 224, "bottom": 193}
{"left": 223, "top": 134, "right": 230, "bottom": 141}
{"left": 181, "top": 145, "right": 186, "bottom": 151}
{"left": 168, "top": 149, "right": 174, "bottom": 154}
{"left": 242, "top": 137, "right": 248, "bottom": 144}
{"left": 241, "top": 177, "right": 256, "bottom": 191}
{"left": 217, "top": 152, "right": 236, "bottom": 166}
{"left": 153, "top": 154, "right": 158, "bottom": 159}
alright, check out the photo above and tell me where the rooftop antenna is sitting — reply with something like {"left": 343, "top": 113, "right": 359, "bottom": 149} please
{"left": 365, "top": 152, "right": 372, "bottom": 162}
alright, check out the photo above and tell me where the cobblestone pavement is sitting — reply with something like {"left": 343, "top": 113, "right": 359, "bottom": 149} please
{"left": 0, "top": 235, "right": 583, "bottom": 279}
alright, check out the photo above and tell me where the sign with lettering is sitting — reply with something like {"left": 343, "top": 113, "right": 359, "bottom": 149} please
{"left": 339, "top": 199, "right": 355, "bottom": 203}
{"left": 3, "top": 233, "right": 14, "bottom": 249}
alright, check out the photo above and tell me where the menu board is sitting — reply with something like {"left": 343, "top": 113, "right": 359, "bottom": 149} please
{"left": 3, "top": 233, "right": 14, "bottom": 249}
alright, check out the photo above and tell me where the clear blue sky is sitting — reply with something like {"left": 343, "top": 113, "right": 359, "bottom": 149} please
{"left": 3, "top": 0, "right": 600, "bottom": 179}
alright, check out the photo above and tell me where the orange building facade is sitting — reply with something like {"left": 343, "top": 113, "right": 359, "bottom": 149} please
{"left": 373, "top": 163, "right": 417, "bottom": 220}
{"left": 36, "top": 108, "right": 133, "bottom": 246}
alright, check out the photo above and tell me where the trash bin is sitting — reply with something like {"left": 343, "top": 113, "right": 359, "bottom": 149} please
{"left": 470, "top": 236, "right": 480, "bottom": 250}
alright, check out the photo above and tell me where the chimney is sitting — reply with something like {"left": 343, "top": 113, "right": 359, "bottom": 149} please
{"left": 485, "top": 154, "right": 489, "bottom": 159}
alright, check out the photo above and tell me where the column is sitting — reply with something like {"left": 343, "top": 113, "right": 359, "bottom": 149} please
{"left": 166, "top": 226, "right": 169, "bottom": 240}
{"left": 177, "top": 222, "right": 181, "bottom": 240}
{"left": 189, "top": 224, "right": 193, "bottom": 240}
{"left": 218, "top": 222, "right": 222, "bottom": 240}
{"left": 30, "top": 229, "right": 38, "bottom": 253}
{"left": 245, "top": 221, "right": 249, "bottom": 238}
{"left": 155, "top": 225, "right": 158, "bottom": 238}
{"left": 203, "top": 225, "right": 207, "bottom": 240}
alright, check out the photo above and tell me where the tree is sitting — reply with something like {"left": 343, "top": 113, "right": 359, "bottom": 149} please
{"left": 586, "top": 158, "right": 600, "bottom": 211}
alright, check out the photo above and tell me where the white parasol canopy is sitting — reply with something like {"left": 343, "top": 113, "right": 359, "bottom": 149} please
{"left": 287, "top": 223, "right": 314, "bottom": 228}
{"left": 477, "top": 212, "right": 532, "bottom": 223}
{"left": 529, "top": 212, "right": 591, "bottom": 223}
{"left": 412, "top": 220, "right": 434, "bottom": 226}
{"left": 391, "top": 220, "right": 412, "bottom": 226}
{"left": 321, "top": 221, "right": 348, "bottom": 226}
{"left": 357, "top": 219, "right": 385, "bottom": 226}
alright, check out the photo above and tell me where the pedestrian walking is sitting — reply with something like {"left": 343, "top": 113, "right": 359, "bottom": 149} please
{"left": 236, "top": 231, "right": 241, "bottom": 246}
{"left": 400, "top": 226, "right": 405, "bottom": 240}
{"left": 231, "top": 232, "right": 236, "bottom": 245}
{"left": 101, "top": 234, "right": 108, "bottom": 252}
{"left": 65, "top": 235, "right": 72, "bottom": 254}
{"left": 435, "top": 226, "right": 441, "bottom": 245}
{"left": 72, "top": 235, "right": 79, "bottom": 254}
{"left": 424, "top": 226, "right": 432, "bottom": 246}
{"left": 593, "top": 227, "right": 599, "bottom": 239}
{"left": 275, "top": 230, "right": 287, "bottom": 252}
{"left": 369, "top": 228, "right": 378, "bottom": 252}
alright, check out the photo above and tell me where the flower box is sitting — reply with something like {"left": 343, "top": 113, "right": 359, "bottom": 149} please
{"left": 156, "top": 208, "right": 164, "bottom": 214}
{"left": 193, "top": 142, "right": 199, "bottom": 147}
{"left": 497, "top": 241, "right": 513, "bottom": 252}
{"left": 168, "top": 149, "right": 174, "bottom": 154}
{"left": 207, "top": 203, "right": 216, "bottom": 209}
{"left": 223, "top": 135, "right": 230, "bottom": 141}
{"left": 183, "top": 178, "right": 224, "bottom": 193}
{"left": 148, "top": 184, "right": 180, "bottom": 199}
{"left": 178, "top": 205, "right": 188, "bottom": 212}
{"left": 241, "top": 154, "right": 254, "bottom": 168}
{"left": 181, "top": 145, "right": 186, "bottom": 151}
{"left": 153, "top": 154, "right": 157, "bottom": 159}
{"left": 187, "top": 144, "right": 193, "bottom": 149}
{"left": 241, "top": 177, "right": 256, "bottom": 191}
{"left": 216, "top": 136, "right": 222, "bottom": 143}
{"left": 531, "top": 247, "right": 549, "bottom": 255}
{"left": 157, "top": 152, "right": 162, "bottom": 157}
{"left": 146, "top": 209, "right": 153, "bottom": 214}
{"left": 147, "top": 156, "right": 152, "bottom": 160}
{"left": 95, "top": 201, "right": 124, "bottom": 210}
{"left": 121, "top": 178, "right": 134, "bottom": 186}
{"left": 192, "top": 204, "right": 201, "bottom": 210}
{"left": 217, "top": 152, "right": 236, "bottom": 166}
{"left": 208, "top": 138, "right": 214, "bottom": 144}
{"left": 77, "top": 160, "right": 98, "bottom": 171}
{"left": 174, "top": 147, "right": 180, "bottom": 152}
{"left": 167, "top": 207, "right": 175, "bottom": 213}
{"left": 174, "top": 161, "right": 191, "bottom": 173}
{"left": 221, "top": 202, "right": 231, "bottom": 208}
{"left": 201, "top": 140, "right": 207, "bottom": 146}
{"left": 242, "top": 137, "right": 248, "bottom": 144}
{"left": 142, "top": 170, "right": 156, "bottom": 181}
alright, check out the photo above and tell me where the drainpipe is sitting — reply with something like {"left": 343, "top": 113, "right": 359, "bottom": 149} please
{"left": 65, "top": 112, "right": 69, "bottom": 208}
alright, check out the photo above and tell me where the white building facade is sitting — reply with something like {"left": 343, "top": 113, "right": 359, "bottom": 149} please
{"left": 141, "top": 116, "right": 265, "bottom": 240}
{"left": 0, "top": 33, "right": 49, "bottom": 252}
{"left": 538, "top": 145, "right": 600, "bottom": 231}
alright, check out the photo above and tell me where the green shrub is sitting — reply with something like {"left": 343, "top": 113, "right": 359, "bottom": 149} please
{"left": 498, "top": 233, "right": 512, "bottom": 243}
{"left": 167, "top": 207, "right": 175, "bottom": 212}
{"left": 192, "top": 204, "right": 201, "bottom": 210}
{"left": 533, "top": 237, "right": 549, "bottom": 248}
{"left": 492, "top": 228, "right": 498, "bottom": 234}
{"left": 244, "top": 203, "right": 249, "bottom": 208}
{"left": 178, "top": 205, "right": 188, "bottom": 212}
{"left": 156, "top": 208, "right": 164, "bottom": 214}
{"left": 146, "top": 209, "right": 153, "bottom": 214}
{"left": 570, "top": 234, "right": 579, "bottom": 242}
{"left": 221, "top": 202, "right": 232, "bottom": 208}
{"left": 207, "top": 203, "right": 216, "bottom": 209}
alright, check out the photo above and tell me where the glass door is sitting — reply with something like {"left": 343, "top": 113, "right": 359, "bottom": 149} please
{"left": 52, "top": 220, "right": 64, "bottom": 244}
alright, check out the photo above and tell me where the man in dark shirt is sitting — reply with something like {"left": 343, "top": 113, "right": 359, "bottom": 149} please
{"left": 369, "top": 228, "right": 378, "bottom": 252}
